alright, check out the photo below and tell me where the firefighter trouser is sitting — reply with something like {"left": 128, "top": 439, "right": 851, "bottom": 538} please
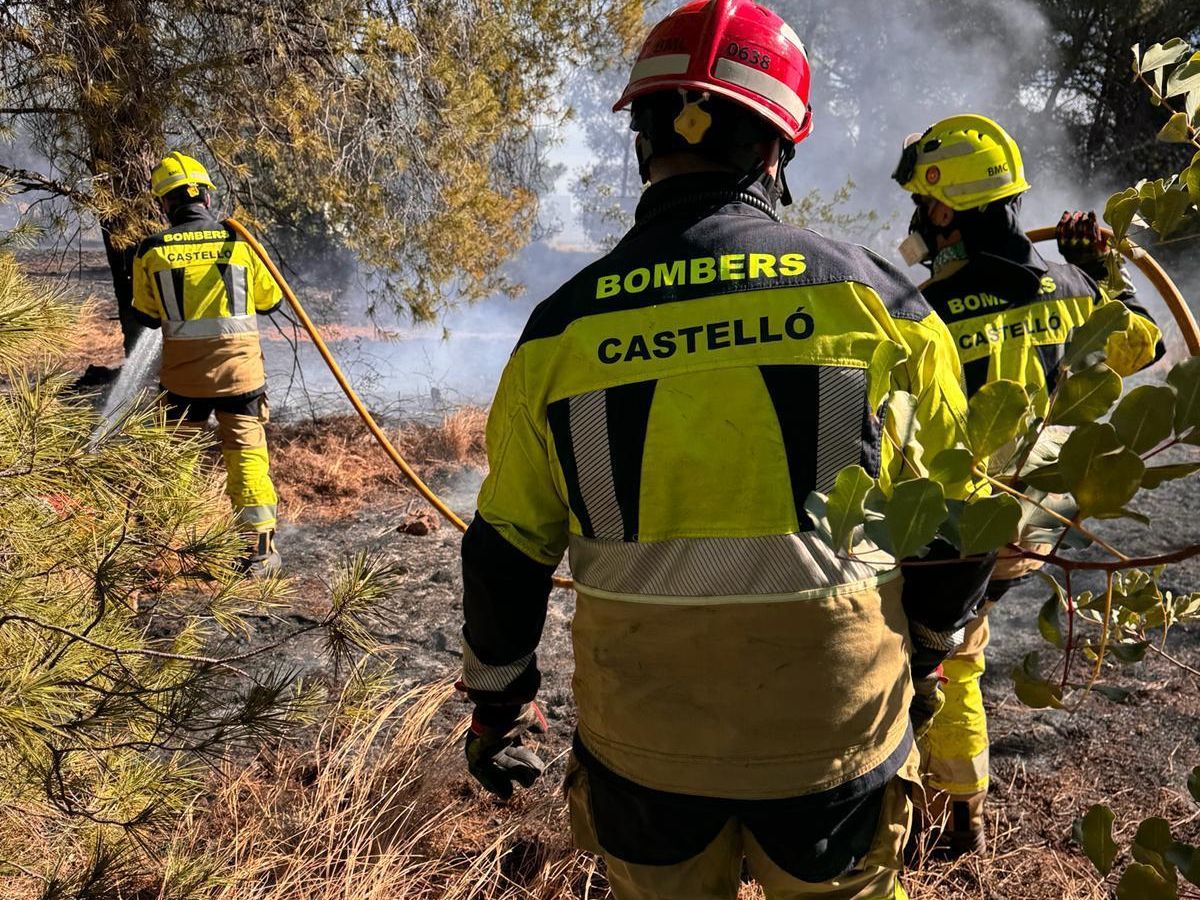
{"left": 916, "top": 607, "right": 993, "bottom": 844}
{"left": 566, "top": 748, "right": 916, "bottom": 900}
{"left": 164, "top": 391, "right": 278, "bottom": 534}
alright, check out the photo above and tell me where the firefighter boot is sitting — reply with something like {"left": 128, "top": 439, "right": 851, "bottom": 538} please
{"left": 241, "top": 529, "right": 281, "bottom": 577}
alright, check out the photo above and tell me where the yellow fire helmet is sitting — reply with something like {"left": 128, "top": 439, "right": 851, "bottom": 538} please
{"left": 892, "top": 114, "right": 1030, "bottom": 211}
{"left": 150, "top": 151, "right": 215, "bottom": 198}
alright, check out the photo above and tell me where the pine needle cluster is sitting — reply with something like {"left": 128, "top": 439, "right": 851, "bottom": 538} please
{"left": 0, "top": 245, "right": 405, "bottom": 897}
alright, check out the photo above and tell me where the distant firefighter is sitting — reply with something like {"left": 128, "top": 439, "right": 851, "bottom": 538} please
{"left": 893, "top": 114, "right": 1164, "bottom": 857}
{"left": 131, "top": 152, "right": 283, "bottom": 575}
{"left": 458, "top": 2, "right": 995, "bottom": 898}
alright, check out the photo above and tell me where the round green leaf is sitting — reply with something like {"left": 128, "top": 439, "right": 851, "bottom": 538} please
{"left": 1048, "top": 365, "right": 1123, "bottom": 426}
{"left": 1165, "top": 841, "right": 1200, "bottom": 888}
{"left": 1159, "top": 110, "right": 1192, "bottom": 142}
{"left": 1036, "top": 574, "right": 1066, "bottom": 648}
{"left": 1143, "top": 463, "right": 1200, "bottom": 489}
{"left": 1105, "top": 187, "right": 1143, "bottom": 241}
{"left": 826, "top": 465, "right": 874, "bottom": 553}
{"left": 1139, "top": 38, "right": 1190, "bottom": 74}
{"left": 1060, "top": 423, "right": 1145, "bottom": 519}
{"left": 927, "top": 447, "right": 974, "bottom": 494}
{"left": 1075, "top": 804, "right": 1119, "bottom": 876}
{"left": 1113, "top": 384, "right": 1177, "bottom": 453}
{"left": 1012, "top": 652, "right": 1064, "bottom": 709}
{"left": 1117, "top": 862, "right": 1176, "bottom": 900}
{"left": 884, "top": 478, "right": 946, "bottom": 560}
{"left": 1167, "top": 51, "right": 1200, "bottom": 97}
{"left": 1061, "top": 302, "right": 1131, "bottom": 372}
{"left": 1023, "top": 461, "right": 1068, "bottom": 492}
{"left": 960, "top": 494, "right": 1022, "bottom": 556}
{"left": 968, "top": 381, "right": 1029, "bottom": 459}
{"left": 1189, "top": 766, "right": 1200, "bottom": 804}
{"left": 1168, "top": 357, "right": 1200, "bottom": 435}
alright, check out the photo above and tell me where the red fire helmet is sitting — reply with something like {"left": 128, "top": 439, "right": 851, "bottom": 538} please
{"left": 613, "top": 0, "right": 813, "bottom": 145}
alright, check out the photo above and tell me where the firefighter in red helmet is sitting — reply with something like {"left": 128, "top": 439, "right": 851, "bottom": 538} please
{"left": 458, "top": 2, "right": 992, "bottom": 897}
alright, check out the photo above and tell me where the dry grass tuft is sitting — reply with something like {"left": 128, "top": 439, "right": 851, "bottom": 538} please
{"left": 396, "top": 407, "right": 488, "bottom": 472}
{"left": 189, "top": 680, "right": 603, "bottom": 900}
{"left": 269, "top": 407, "right": 487, "bottom": 523}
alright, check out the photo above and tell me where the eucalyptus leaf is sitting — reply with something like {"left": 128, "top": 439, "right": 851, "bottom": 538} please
{"left": 1166, "top": 51, "right": 1200, "bottom": 96}
{"left": 1092, "top": 684, "right": 1132, "bottom": 702}
{"left": 1186, "top": 152, "right": 1200, "bottom": 205}
{"left": 1110, "top": 640, "right": 1151, "bottom": 663}
{"left": 1059, "top": 423, "right": 1145, "bottom": 519}
{"left": 1023, "top": 461, "right": 1068, "bottom": 492}
{"left": 1104, "top": 187, "right": 1142, "bottom": 241}
{"left": 927, "top": 447, "right": 974, "bottom": 492}
{"left": 1165, "top": 842, "right": 1200, "bottom": 888}
{"left": 1013, "top": 651, "right": 1064, "bottom": 709}
{"left": 1037, "top": 588, "right": 1065, "bottom": 648}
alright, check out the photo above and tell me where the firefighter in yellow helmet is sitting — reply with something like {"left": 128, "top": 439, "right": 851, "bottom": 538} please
{"left": 131, "top": 152, "right": 284, "bottom": 574}
{"left": 457, "top": 4, "right": 995, "bottom": 897}
{"left": 892, "top": 114, "right": 1163, "bottom": 857}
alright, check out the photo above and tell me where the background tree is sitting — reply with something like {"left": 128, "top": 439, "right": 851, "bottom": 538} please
{"left": 0, "top": 0, "right": 644, "bottom": 328}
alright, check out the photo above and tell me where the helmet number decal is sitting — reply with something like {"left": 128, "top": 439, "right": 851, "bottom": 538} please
{"left": 726, "top": 42, "right": 771, "bottom": 71}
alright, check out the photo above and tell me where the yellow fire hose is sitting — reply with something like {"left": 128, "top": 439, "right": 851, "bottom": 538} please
{"left": 223, "top": 218, "right": 579, "bottom": 588}
{"left": 226, "top": 216, "right": 1199, "bottom": 596}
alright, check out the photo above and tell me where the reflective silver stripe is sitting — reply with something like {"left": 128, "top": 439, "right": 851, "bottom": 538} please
{"left": 234, "top": 503, "right": 276, "bottom": 527}
{"left": 713, "top": 57, "right": 807, "bottom": 125}
{"left": 626, "top": 53, "right": 691, "bottom": 85}
{"left": 942, "top": 172, "right": 1015, "bottom": 198}
{"left": 162, "top": 315, "right": 258, "bottom": 339}
{"left": 461, "top": 644, "right": 533, "bottom": 693}
{"left": 224, "top": 263, "right": 248, "bottom": 316}
{"left": 915, "top": 141, "right": 974, "bottom": 164}
{"left": 569, "top": 532, "right": 882, "bottom": 599}
{"left": 909, "top": 621, "right": 966, "bottom": 653}
{"left": 156, "top": 270, "right": 184, "bottom": 320}
{"left": 569, "top": 390, "right": 624, "bottom": 539}
{"left": 815, "top": 367, "right": 866, "bottom": 492}
{"left": 778, "top": 22, "right": 807, "bottom": 55}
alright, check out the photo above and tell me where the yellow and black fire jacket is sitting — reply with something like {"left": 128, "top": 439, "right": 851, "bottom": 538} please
{"left": 132, "top": 205, "right": 282, "bottom": 398}
{"left": 920, "top": 242, "right": 1163, "bottom": 410}
{"left": 461, "top": 175, "right": 992, "bottom": 801}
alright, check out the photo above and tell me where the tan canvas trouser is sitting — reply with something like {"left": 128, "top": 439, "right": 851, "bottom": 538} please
{"left": 572, "top": 573, "right": 913, "bottom": 800}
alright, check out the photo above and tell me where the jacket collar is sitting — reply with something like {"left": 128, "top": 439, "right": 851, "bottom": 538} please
{"left": 167, "top": 203, "right": 220, "bottom": 228}
{"left": 633, "top": 172, "right": 777, "bottom": 227}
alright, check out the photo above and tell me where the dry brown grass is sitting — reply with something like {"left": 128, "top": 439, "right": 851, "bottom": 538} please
{"left": 184, "top": 680, "right": 603, "bottom": 900}
{"left": 269, "top": 407, "right": 487, "bottom": 523}
{"left": 176, "top": 683, "right": 1120, "bottom": 900}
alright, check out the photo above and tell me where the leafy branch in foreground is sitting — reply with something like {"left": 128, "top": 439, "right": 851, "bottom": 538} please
{"left": 0, "top": 249, "right": 404, "bottom": 895}
{"left": 806, "top": 297, "right": 1200, "bottom": 710}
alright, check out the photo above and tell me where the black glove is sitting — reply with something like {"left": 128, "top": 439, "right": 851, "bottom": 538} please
{"left": 911, "top": 666, "right": 946, "bottom": 740}
{"left": 1056, "top": 210, "right": 1109, "bottom": 280}
{"left": 464, "top": 701, "right": 548, "bottom": 800}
